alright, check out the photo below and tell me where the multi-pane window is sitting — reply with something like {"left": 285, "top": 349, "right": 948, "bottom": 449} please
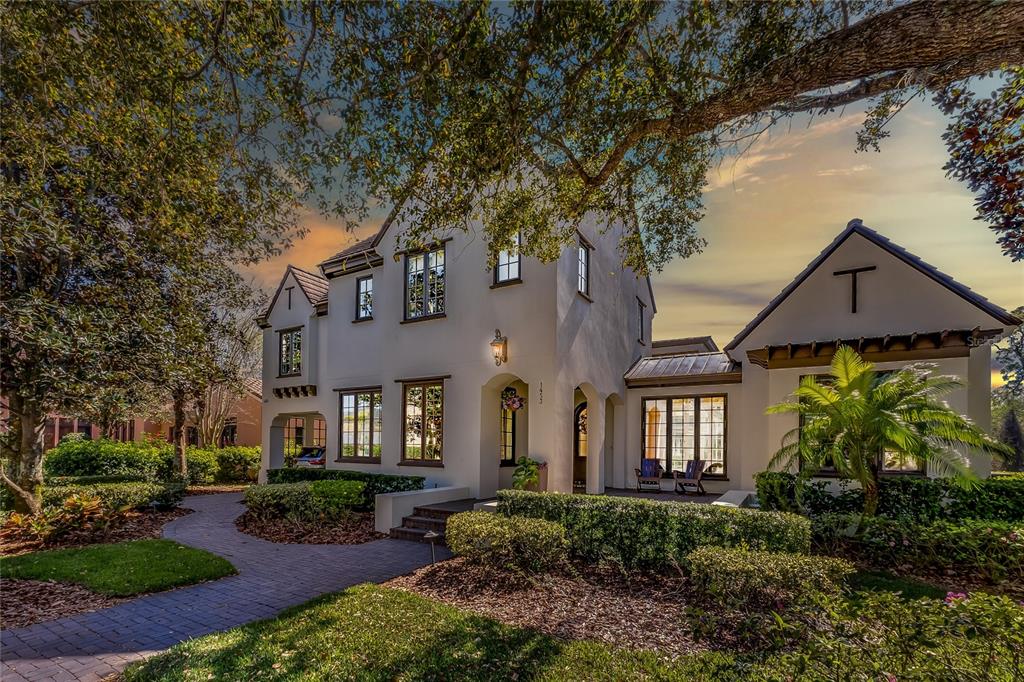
{"left": 340, "top": 389, "right": 382, "bottom": 460}
{"left": 279, "top": 328, "right": 302, "bottom": 376}
{"left": 312, "top": 417, "right": 327, "bottom": 446}
{"left": 637, "top": 299, "right": 646, "bottom": 343}
{"left": 283, "top": 417, "right": 304, "bottom": 456}
{"left": 219, "top": 418, "right": 237, "bottom": 447}
{"left": 642, "top": 396, "right": 726, "bottom": 476}
{"left": 356, "top": 276, "right": 373, "bottom": 320}
{"left": 402, "top": 381, "right": 444, "bottom": 462}
{"left": 577, "top": 239, "right": 591, "bottom": 296}
{"left": 495, "top": 232, "right": 521, "bottom": 284}
{"left": 405, "top": 246, "right": 446, "bottom": 319}
{"left": 499, "top": 407, "right": 516, "bottom": 465}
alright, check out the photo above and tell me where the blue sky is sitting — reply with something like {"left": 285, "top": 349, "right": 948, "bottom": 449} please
{"left": 254, "top": 98, "right": 1021, "bottom": 364}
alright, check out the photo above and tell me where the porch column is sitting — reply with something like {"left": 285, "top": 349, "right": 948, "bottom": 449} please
{"left": 585, "top": 397, "right": 605, "bottom": 494}
{"left": 612, "top": 398, "right": 627, "bottom": 489}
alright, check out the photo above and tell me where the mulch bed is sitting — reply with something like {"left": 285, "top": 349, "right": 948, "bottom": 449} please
{"left": 1, "top": 579, "right": 127, "bottom": 630}
{"left": 235, "top": 511, "right": 386, "bottom": 545}
{"left": 0, "top": 507, "right": 192, "bottom": 558}
{"left": 385, "top": 558, "right": 701, "bottom": 659}
{"left": 186, "top": 484, "right": 251, "bottom": 496}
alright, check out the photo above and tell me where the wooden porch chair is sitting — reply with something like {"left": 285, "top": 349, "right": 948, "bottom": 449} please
{"left": 634, "top": 459, "right": 665, "bottom": 493}
{"left": 673, "top": 459, "right": 708, "bottom": 496}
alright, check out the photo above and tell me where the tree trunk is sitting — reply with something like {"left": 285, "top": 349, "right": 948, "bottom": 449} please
{"left": 2, "top": 394, "right": 45, "bottom": 515}
{"left": 172, "top": 389, "right": 189, "bottom": 482}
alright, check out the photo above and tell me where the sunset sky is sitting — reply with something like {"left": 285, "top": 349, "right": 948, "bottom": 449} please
{"left": 251, "top": 99, "right": 1021, "bottom": 382}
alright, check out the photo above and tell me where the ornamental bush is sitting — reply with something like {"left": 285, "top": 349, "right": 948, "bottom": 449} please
{"left": 42, "top": 481, "right": 172, "bottom": 512}
{"left": 158, "top": 448, "right": 219, "bottom": 485}
{"left": 265, "top": 468, "right": 424, "bottom": 508}
{"left": 44, "top": 439, "right": 168, "bottom": 481}
{"left": 496, "top": 490, "right": 810, "bottom": 570}
{"left": 446, "top": 511, "right": 568, "bottom": 574}
{"left": 688, "top": 546, "right": 854, "bottom": 611}
{"left": 214, "top": 446, "right": 261, "bottom": 483}
{"left": 244, "top": 481, "right": 366, "bottom": 522}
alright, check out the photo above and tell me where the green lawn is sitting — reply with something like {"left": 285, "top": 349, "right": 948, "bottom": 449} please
{"left": 0, "top": 539, "right": 236, "bottom": 596}
{"left": 847, "top": 570, "right": 947, "bottom": 601}
{"left": 124, "top": 584, "right": 739, "bottom": 681}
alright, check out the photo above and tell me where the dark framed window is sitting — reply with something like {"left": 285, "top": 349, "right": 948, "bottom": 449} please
{"left": 405, "top": 246, "right": 446, "bottom": 320}
{"left": 355, "top": 275, "right": 373, "bottom": 320}
{"left": 494, "top": 232, "right": 521, "bottom": 284}
{"left": 401, "top": 381, "right": 443, "bottom": 464}
{"left": 637, "top": 298, "right": 646, "bottom": 343}
{"left": 278, "top": 327, "right": 302, "bottom": 376}
{"left": 641, "top": 395, "right": 727, "bottom": 477}
{"left": 283, "top": 417, "right": 304, "bottom": 456}
{"left": 313, "top": 417, "right": 327, "bottom": 446}
{"left": 219, "top": 418, "right": 237, "bottom": 447}
{"left": 574, "top": 403, "right": 588, "bottom": 458}
{"left": 577, "top": 238, "right": 591, "bottom": 296}
{"left": 340, "top": 389, "right": 382, "bottom": 461}
{"left": 500, "top": 407, "right": 516, "bottom": 466}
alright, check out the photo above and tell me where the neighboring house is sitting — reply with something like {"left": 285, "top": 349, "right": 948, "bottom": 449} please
{"left": 259, "top": 218, "right": 1019, "bottom": 498}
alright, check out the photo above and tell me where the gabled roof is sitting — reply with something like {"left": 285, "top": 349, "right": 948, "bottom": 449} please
{"left": 725, "top": 219, "right": 1021, "bottom": 352}
{"left": 624, "top": 351, "right": 741, "bottom": 387}
{"left": 257, "top": 265, "right": 329, "bottom": 328}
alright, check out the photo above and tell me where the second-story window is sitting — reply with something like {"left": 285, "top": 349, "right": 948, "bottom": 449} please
{"left": 279, "top": 328, "right": 302, "bottom": 376}
{"left": 405, "top": 246, "right": 446, "bottom": 319}
{"left": 637, "top": 299, "right": 646, "bottom": 343}
{"left": 356, "top": 275, "right": 373, "bottom": 320}
{"left": 494, "top": 232, "right": 521, "bottom": 284}
{"left": 577, "top": 238, "right": 591, "bottom": 297}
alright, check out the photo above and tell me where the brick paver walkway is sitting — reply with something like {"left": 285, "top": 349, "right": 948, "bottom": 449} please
{"left": 1, "top": 492, "right": 445, "bottom": 681}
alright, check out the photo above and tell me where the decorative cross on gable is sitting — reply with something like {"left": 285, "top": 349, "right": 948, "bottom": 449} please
{"left": 832, "top": 265, "right": 876, "bottom": 313}
{"left": 285, "top": 286, "right": 294, "bottom": 309}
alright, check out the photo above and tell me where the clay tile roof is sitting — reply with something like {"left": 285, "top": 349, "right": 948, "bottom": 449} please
{"left": 289, "top": 265, "right": 329, "bottom": 306}
{"left": 322, "top": 235, "right": 378, "bottom": 265}
{"left": 624, "top": 351, "right": 740, "bottom": 387}
{"left": 725, "top": 219, "right": 1021, "bottom": 351}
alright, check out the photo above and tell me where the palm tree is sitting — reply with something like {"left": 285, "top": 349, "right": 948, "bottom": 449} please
{"left": 766, "top": 346, "right": 1009, "bottom": 524}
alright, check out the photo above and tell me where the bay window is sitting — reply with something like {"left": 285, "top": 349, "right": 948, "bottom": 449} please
{"left": 642, "top": 395, "right": 726, "bottom": 476}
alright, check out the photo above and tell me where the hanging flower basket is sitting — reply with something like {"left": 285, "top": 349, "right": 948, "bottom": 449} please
{"left": 501, "top": 387, "right": 525, "bottom": 412}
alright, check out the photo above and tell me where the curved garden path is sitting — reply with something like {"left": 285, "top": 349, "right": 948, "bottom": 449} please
{"left": 1, "top": 492, "right": 444, "bottom": 682}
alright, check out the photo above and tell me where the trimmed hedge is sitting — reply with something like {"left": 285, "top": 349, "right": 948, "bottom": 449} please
{"left": 214, "top": 447, "right": 261, "bottom": 483}
{"left": 755, "top": 471, "right": 1024, "bottom": 522}
{"left": 48, "top": 474, "right": 148, "bottom": 485}
{"left": 688, "top": 546, "right": 854, "bottom": 611}
{"left": 265, "top": 468, "right": 424, "bottom": 509}
{"left": 446, "top": 511, "right": 568, "bottom": 574}
{"left": 41, "top": 481, "right": 182, "bottom": 512}
{"left": 244, "top": 481, "right": 365, "bottom": 522}
{"left": 496, "top": 490, "right": 810, "bottom": 570}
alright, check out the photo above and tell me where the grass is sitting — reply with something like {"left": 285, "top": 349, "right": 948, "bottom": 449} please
{"left": 847, "top": 570, "right": 947, "bottom": 601}
{"left": 0, "top": 539, "right": 236, "bottom": 596}
{"left": 124, "top": 584, "right": 739, "bottom": 681}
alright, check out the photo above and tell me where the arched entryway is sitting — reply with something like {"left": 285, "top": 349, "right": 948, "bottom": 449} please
{"left": 572, "top": 383, "right": 603, "bottom": 493}
{"left": 572, "top": 399, "right": 588, "bottom": 491}
{"left": 479, "top": 374, "right": 530, "bottom": 498}
{"left": 268, "top": 412, "right": 327, "bottom": 470}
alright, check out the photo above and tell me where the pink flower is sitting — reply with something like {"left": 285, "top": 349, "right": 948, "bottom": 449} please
{"left": 944, "top": 591, "right": 968, "bottom": 604}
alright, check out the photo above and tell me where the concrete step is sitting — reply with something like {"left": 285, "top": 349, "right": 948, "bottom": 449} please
{"left": 401, "top": 515, "right": 447, "bottom": 532}
{"left": 389, "top": 526, "right": 445, "bottom": 544}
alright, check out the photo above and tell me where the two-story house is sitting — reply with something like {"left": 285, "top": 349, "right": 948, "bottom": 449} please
{"left": 260, "top": 218, "right": 1019, "bottom": 501}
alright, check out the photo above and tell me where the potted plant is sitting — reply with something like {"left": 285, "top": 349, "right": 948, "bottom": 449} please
{"left": 512, "top": 456, "right": 547, "bottom": 492}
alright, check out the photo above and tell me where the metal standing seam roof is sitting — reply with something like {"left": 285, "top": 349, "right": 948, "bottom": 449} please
{"left": 624, "top": 351, "right": 740, "bottom": 385}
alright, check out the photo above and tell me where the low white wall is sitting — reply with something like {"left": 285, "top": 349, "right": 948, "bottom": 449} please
{"left": 374, "top": 486, "right": 471, "bottom": 534}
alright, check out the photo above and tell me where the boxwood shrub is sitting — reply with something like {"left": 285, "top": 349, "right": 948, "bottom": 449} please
{"left": 244, "top": 481, "right": 366, "bottom": 522}
{"left": 496, "top": 490, "right": 810, "bottom": 570}
{"left": 755, "top": 471, "right": 1024, "bottom": 522}
{"left": 45, "top": 439, "right": 167, "bottom": 481}
{"left": 446, "top": 511, "right": 568, "bottom": 574}
{"left": 214, "top": 446, "right": 261, "bottom": 483}
{"left": 41, "top": 481, "right": 179, "bottom": 511}
{"left": 265, "top": 468, "right": 424, "bottom": 509}
{"left": 688, "top": 546, "right": 854, "bottom": 611}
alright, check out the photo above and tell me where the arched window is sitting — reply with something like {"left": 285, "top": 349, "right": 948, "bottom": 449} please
{"left": 574, "top": 403, "right": 588, "bottom": 458}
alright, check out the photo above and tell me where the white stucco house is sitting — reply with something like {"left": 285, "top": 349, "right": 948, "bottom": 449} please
{"left": 259, "top": 218, "right": 1019, "bottom": 508}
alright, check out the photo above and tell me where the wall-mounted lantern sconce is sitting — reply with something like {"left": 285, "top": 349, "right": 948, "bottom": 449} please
{"left": 490, "top": 329, "right": 508, "bottom": 366}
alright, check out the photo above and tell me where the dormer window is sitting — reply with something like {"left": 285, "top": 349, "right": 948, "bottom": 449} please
{"left": 494, "top": 232, "right": 521, "bottom": 285}
{"left": 355, "top": 275, "right": 373, "bottom": 321}
{"left": 405, "top": 245, "right": 446, "bottom": 320}
{"left": 279, "top": 328, "right": 302, "bottom": 377}
{"left": 577, "top": 237, "right": 591, "bottom": 298}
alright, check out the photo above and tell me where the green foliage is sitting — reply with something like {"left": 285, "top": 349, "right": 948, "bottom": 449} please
{"left": 48, "top": 474, "right": 149, "bottom": 485}
{"left": 44, "top": 438, "right": 167, "bottom": 481}
{"left": 214, "top": 447, "right": 261, "bottom": 483}
{"left": 265, "top": 468, "right": 424, "bottom": 509}
{"left": 446, "top": 511, "right": 568, "bottom": 575}
{"left": 244, "top": 481, "right": 365, "bottom": 523}
{"left": 0, "top": 539, "right": 236, "bottom": 597}
{"left": 688, "top": 547, "right": 853, "bottom": 612}
{"left": 845, "top": 570, "right": 946, "bottom": 601}
{"left": 5, "top": 493, "right": 111, "bottom": 542}
{"left": 42, "top": 481, "right": 169, "bottom": 513}
{"left": 767, "top": 346, "right": 1008, "bottom": 522}
{"left": 497, "top": 490, "right": 810, "bottom": 571}
{"left": 848, "top": 517, "right": 1024, "bottom": 583}
{"left": 511, "top": 457, "right": 540, "bottom": 490}
{"left": 756, "top": 470, "right": 1024, "bottom": 522}
{"left": 761, "top": 592, "right": 1024, "bottom": 680}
